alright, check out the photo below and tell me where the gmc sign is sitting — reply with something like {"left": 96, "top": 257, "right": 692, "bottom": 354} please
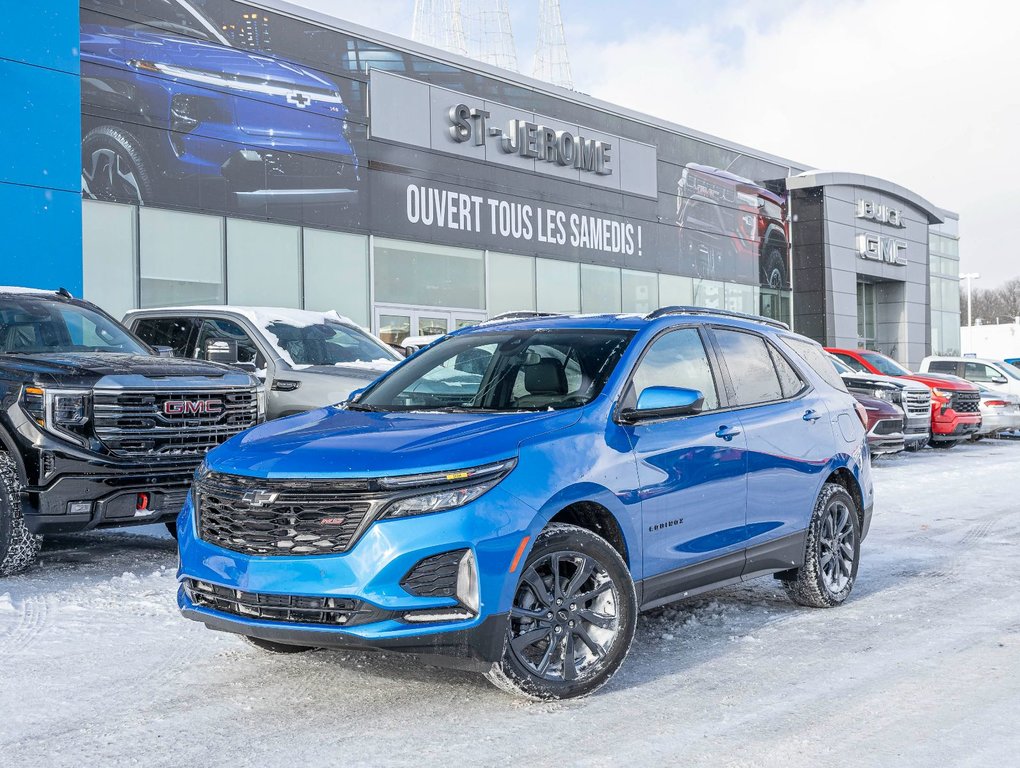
{"left": 163, "top": 399, "right": 224, "bottom": 416}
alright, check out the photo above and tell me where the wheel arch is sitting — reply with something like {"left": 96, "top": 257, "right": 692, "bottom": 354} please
{"left": 546, "top": 500, "right": 630, "bottom": 569}
{"left": 823, "top": 466, "right": 865, "bottom": 530}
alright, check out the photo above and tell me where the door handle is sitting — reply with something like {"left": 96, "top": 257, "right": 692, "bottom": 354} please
{"left": 802, "top": 409, "right": 822, "bottom": 422}
{"left": 715, "top": 425, "right": 741, "bottom": 441}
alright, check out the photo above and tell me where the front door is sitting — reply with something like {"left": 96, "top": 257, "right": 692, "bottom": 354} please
{"left": 616, "top": 327, "right": 748, "bottom": 599}
{"left": 374, "top": 305, "right": 486, "bottom": 347}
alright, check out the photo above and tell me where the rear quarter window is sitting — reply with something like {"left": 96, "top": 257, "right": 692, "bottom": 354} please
{"left": 781, "top": 335, "right": 848, "bottom": 392}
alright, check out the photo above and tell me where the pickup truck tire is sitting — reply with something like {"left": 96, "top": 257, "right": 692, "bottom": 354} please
{"left": 783, "top": 483, "right": 860, "bottom": 609}
{"left": 761, "top": 242, "right": 788, "bottom": 289}
{"left": 0, "top": 453, "right": 40, "bottom": 577}
{"left": 485, "top": 523, "right": 637, "bottom": 700}
{"left": 81, "top": 126, "right": 154, "bottom": 205}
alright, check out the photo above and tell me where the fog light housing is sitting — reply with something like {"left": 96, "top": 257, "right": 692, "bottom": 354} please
{"left": 402, "top": 608, "right": 475, "bottom": 624}
{"left": 456, "top": 549, "right": 480, "bottom": 614}
{"left": 66, "top": 501, "right": 92, "bottom": 516}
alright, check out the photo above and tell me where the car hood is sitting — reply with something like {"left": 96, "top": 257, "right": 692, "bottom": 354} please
{"left": 207, "top": 406, "right": 582, "bottom": 478}
{"left": 841, "top": 371, "right": 928, "bottom": 392}
{"left": 902, "top": 372, "right": 977, "bottom": 390}
{"left": 296, "top": 361, "right": 398, "bottom": 381}
{"left": 81, "top": 24, "right": 346, "bottom": 116}
{"left": 0, "top": 352, "right": 245, "bottom": 381}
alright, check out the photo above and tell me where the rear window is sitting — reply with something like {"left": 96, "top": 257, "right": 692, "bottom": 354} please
{"left": 782, "top": 336, "right": 848, "bottom": 392}
{"left": 927, "top": 360, "right": 958, "bottom": 375}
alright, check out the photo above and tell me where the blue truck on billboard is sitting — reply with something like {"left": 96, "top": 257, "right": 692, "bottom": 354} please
{"left": 80, "top": 0, "right": 360, "bottom": 216}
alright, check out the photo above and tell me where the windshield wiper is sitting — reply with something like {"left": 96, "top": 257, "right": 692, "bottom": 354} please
{"left": 345, "top": 402, "right": 386, "bottom": 412}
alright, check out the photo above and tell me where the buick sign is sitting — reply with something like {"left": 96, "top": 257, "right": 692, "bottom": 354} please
{"left": 449, "top": 103, "right": 614, "bottom": 176}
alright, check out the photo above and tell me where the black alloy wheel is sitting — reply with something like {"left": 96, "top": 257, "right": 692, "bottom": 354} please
{"left": 486, "top": 524, "right": 636, "bottom": 699}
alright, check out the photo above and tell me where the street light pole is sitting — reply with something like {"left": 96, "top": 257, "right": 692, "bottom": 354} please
{"left": 961, "top": 272, "right": 981, "bottom": 327}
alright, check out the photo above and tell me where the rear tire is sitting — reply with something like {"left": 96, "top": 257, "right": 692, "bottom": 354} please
{"left": 783, "top": 483, "right": 861, "bottom": 608}
{"left": 485, "top": 523, "right": 636, "bottom": 700}
{"left": 245, "top": 636, "right": 316, "bottom": 654}
{"left": 0, "top": 453, "right": 40, "bottom": 577}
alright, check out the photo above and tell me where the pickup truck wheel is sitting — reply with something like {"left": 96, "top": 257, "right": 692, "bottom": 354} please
{"left": 82, "top": 126, "right": 153, "bottom": 204}
{"left": 0, "top": 453, "right": 40, "bottom": 577}
{"left": 485, "top": 523, "right": 636, "bottom": 700}
{"left": 783, "top": 483, "right": 860, "bottom": 609}
{"left": 245, "top": 636, "right": 315, "bottom": 654}
{"left": 761, "top": 244, "right": 788, "bottom": 289}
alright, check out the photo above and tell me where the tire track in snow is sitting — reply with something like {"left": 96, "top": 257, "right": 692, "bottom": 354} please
{"left": 0, "top": 594, "right": 51, "bottom": 657}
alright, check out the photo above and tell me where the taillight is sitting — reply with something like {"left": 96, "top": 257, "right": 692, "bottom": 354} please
{"left": 854, "top": 401, "right": 868, "bottom": 427}
{"left": 984, "top": 400, "right": 1009, "bottom": 407}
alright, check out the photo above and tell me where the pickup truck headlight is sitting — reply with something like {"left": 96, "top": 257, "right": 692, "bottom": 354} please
{"left": 255, "top": 384, "right": 267, "bottom": 422}
{"left": 380, "top": 459, "right": 517, "bottom": 519}
{"left": 21, "top": 386, "right": 91, "bottom": 446}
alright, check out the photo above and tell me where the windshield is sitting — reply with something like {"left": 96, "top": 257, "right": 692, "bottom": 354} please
{"left": 264, "top": 320, "right": 398, "bottom": 367}
{"left": 828, "top": 354, "right": 852, "bottom": 375}
{"left": 861, "top": 351, "right": 911, "bottom": 376}
{"left": 357, "top": 329, "right": 634, "bottom": 412}
{"left": 0, "top": 297, "right": 149, "bottom": 356}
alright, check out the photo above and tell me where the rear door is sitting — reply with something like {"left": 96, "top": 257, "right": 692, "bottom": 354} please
{"left": 710, "top": 328, "right": 832, "bottom": 574}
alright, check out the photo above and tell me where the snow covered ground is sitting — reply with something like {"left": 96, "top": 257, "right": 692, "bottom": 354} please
{"left": 2, "top": 440, "right": 1019, "bottom": 767}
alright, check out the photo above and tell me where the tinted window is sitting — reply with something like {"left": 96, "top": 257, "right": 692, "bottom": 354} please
{"left": 262, "top": 321, "right": 397, "bottom": 367}
{"left": 0, "top": 297, "right": 148, "bottom": 355}
{"left": 769, "top": 345, "right": 806, "bottom": 398}
{"left": 133, "top": 317, "right": 199, "bottom": 357}
{"left": 785, "top": 337, "right": 849, "bottom": 392}
{"left": 631, "top": 328, "right": 720, "bottom": 410}
{"left": 927, "top": 360, "right": 958, "bottom": 375}
{"left": 713, "top": 329, "right": 784, "bottom": 405}
{"left": 833, "top": 352, "right": 866, "bottom": 372}
{"left": 195, "top": 319, "right": 262, "bottom": 366}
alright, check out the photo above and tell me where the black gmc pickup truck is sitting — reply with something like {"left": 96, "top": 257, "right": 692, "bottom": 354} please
{"left": 0, "top": 287, "right": 264, "bottom": 575}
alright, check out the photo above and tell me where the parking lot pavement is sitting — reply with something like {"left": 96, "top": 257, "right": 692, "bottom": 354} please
{"left": 2, "top": 440, "right": 1019, "bottom": 767}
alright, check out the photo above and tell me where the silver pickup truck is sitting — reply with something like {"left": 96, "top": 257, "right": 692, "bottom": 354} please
{"left": 123, "top": 307, "right": 400, "bottom": 419}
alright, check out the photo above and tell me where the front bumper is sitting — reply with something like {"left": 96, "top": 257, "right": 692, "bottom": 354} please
{"left": 176, "top": 486, "right": 530, "bottom": 667}
{"left": 930, "top": 418, "right": 981, "bottom": 441}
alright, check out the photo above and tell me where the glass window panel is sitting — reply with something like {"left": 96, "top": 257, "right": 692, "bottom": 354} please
{"left": 692, "top": 279, "right": 724, "bottom": 309}
{"left": 226, "top": 219, "right": 301, "bottom": 307}
{"left": 303, "top": 229, "right": 369, "bottom": 327}
{"left": 374, "top": 239, "right": 484, "bottom": 310}
{"left": 419, "top": 316, "right": 449, "bottom": 336}
{"left": 83, "top": 200, "right": 136, "bottom": 320}
{"left": 378, "top": 314, "right": 411, "bottom": 346}
{"left": 622, "top": 270, "right": 659, "bottom": 314}
{"left": 659, "top": 274, "right": 693, "bottom": 307}
{"left": 536, "top": 258, "right": 580, "bottom": 313}
{"left": 488, "top": 252, "right": 536, "bottom": 316}
{"left": 140, "top": 208, "right": 223, "bottom": 307}
{"left": 581, "top": 264, "right": 622, "bottom": 313}
{"left": 630, "top": 328, "right": 719, "bottom": 410}
{"left": 714, "top": 329, "right": 784, "bottom": 405}
{"left": 724, "top": 283, "right": 755, "bottom": 314}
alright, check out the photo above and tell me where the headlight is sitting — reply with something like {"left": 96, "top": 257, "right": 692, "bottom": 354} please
{"left": 255, "top": 384, "right": 267, "bottom": 422}
{"left": 931, "top": 388, "right": 951, "bottom": 400}
{"left": 21, "top": 386, "right": 91, "bottom": 446}
{"left": 872, "top": 388, "right": 896, "bottom": 402}
{"left": 381, "top": 459, "right": 516, "bottom": 519}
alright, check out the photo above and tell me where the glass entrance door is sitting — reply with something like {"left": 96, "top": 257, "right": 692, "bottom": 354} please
{"left": 857, "top": 281, "right": 877, "bottom": 347}
{"left": 374, "top": 305, "right": 486, "bottom": 347}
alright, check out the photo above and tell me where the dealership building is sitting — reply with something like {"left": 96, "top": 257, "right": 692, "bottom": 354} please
{"left": 4, "top": 1, "right": 961, "bottom": 366}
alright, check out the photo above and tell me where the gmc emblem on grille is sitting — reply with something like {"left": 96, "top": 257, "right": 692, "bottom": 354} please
{"left": 241, "top": 490, "right": 279, "bottom": 507}
{"left": 163, "top": 399, "right": 224, "bottom": 416}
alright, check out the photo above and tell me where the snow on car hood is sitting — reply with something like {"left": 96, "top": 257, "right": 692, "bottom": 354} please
{"left": 207, "top": 406, "right": 582, "bottom": 478}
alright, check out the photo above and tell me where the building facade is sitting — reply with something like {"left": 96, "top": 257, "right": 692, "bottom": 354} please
{"left": 5, "top": 0, "right": 960, "bottom": 369}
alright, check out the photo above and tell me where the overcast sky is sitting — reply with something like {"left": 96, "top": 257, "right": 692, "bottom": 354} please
{"left": 297, "top": 0, "right": 1017, "bottom": 287}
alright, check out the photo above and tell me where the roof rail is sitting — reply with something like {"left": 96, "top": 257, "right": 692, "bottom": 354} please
{"left": 480, "top": 311, "right": 563, "bottom": 326}
{"left": 644, "top": 305, "right": 790, "bottom": 330}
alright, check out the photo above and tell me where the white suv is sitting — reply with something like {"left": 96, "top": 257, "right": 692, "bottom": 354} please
{"left": 919, "top": 356, "right": 1020, "bottom": 397}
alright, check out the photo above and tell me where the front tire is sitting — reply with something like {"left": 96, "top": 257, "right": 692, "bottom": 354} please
{"left": 783, "top": 483, "right": 861, "bottom": 608}
{"left": 81, "top": 126, "right": 154, "bottom": 204}
{"left": 0, "top": 453, "right": 40, "bottom": 577}
{"left": 485, "top": 523, "right": 637, "bottom": 700}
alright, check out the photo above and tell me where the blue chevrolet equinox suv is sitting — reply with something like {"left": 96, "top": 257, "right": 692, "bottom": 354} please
{"left": 177, "top": 308, "right": 874, "bottom": 699}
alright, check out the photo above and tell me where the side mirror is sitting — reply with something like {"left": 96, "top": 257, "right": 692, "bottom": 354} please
{"left": 992, "top": 376, "right": 1008, "bottom": 385}
{"left": 204, "top": 338, "right": 239, "bottom": 365}
{"left": 152, "top": 345, "right": 174, "bottom": 358}
{"left": 620, "top": 386, "right": 705, "bottom": 423}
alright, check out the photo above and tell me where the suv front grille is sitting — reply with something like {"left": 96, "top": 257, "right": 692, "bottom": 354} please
{"left": 871, "top": 417, "right": 904, "bottom": 436}
{"left": 183, "top": 579, "right": 388, "bottom": 626}
{"left": 950, "top": 391, "right": 981, "bottom": 414}
{"left": 903, "top": 389, "right": 932, "bottom": 418}
{"left": 195, "top": 472, "right": 385, "bottom": 556}
{"left": 93, "top": 388, "right": 259, "bottom": 459}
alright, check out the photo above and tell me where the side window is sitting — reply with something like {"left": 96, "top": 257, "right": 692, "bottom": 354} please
{"left": 630, "top": 328, "right": 720, "bottom": 411}
{"left": 928, "top": 360, "right": 958, "bottom": 375}
{"left": 195, "top": 319, "right": 262, "bottom": 366}
{"left": 964, "top": 362, "right": 996, "bottom": 382}
{"left": 133, "top": 317, "right": 199, "bottom": 358}
{"left": 769, "top": 345, "right": 806, "bottom": 398}
{"left": 786, "top": 337, "right": 849, "bottom": 392}
{"left": 833, "top": 352, "right": 866, "bottom": 372}
{"left": 713, "top": 329, "right": 785, "bottom": 405}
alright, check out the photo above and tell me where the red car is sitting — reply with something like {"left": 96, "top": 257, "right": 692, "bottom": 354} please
{"left": 826, "top": 348, "right": 981, "bottom": 448}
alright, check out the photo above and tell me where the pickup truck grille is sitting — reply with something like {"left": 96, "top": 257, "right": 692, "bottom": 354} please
{"left": 903, "top": 389, "right": 932, "bottom": 418}
{"left": 183, "top": 579, "right": 389, "bottom": 626}
{"left": 93, "top": 388, "right": 259, "bottom": 459}
{"left": 950, "top": 391, "right": 981, "bottom": 414}
{"left": 194, "top": 472, "right": 383, "bottom": 556}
